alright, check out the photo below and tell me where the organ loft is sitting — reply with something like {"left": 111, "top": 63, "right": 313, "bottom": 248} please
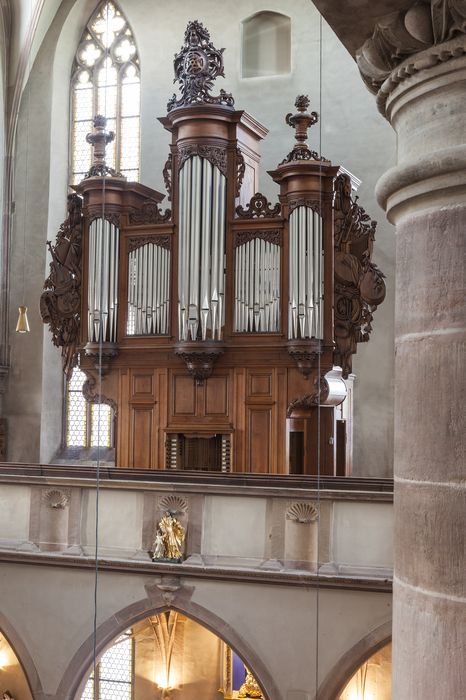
{"left": 40, "top": 20, "right": 386, "bottom": 474}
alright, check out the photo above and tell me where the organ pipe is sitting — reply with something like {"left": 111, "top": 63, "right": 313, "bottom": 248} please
{"left": 87, "top": 217, "right": 119, "bottom": 343}
{"left": 127, "top": 242, "right": 171, "bottom": 335}
{"left": 288, "top": 206, "right": 323, "bottom": 340}
{"left": 234, "top": 238, "right": 281, "bottom": 333}
{"left": 178, "top": 155, "right": 226, "bottom": 341}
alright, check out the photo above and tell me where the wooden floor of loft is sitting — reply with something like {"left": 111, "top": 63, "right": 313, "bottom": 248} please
{"left": 0, "top": 462, "right": 393, "bottom": 492}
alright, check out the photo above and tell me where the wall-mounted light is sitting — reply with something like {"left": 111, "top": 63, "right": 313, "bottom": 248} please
{"left": 15, "top": 305, "right": 30, "bottom": 333}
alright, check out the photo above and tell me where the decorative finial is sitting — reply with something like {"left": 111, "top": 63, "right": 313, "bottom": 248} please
{"left": 167, "top": 20, "right": 234, "bottom": 112}
{"left": 279, "top": 95, "right": 322, "bottom": 165}
{"left": 84, "top": 115, "right": 122, "bottom": 178}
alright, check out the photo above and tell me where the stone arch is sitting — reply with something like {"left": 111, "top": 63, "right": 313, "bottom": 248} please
{"left": 316, "top": 620, "right": 392, "bottom": 700}
{"left": 57, "top": 585, "right": 281, "bottom": 700}
{"left": 0, "top": 608, "right": 43, "bottom": 699}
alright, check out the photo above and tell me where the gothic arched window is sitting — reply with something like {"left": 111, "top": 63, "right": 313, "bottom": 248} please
{"left": 70, "top": 1, "right": 140, "bottom": 184}
{"left": 241, "top": 12, "right": 291, "bottom": 79}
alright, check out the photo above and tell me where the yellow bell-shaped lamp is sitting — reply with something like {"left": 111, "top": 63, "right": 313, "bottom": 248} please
{"left": 15, "top": 305, "right": 30, "bottom": 333}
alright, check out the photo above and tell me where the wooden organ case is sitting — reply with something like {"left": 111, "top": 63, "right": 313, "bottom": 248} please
{"left": 41, "top": 21, "right": 386, "bottom": 475}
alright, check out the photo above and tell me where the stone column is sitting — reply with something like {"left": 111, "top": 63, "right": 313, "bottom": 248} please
{"left": 367, "top": 27, "right": 466, "bottom": 700}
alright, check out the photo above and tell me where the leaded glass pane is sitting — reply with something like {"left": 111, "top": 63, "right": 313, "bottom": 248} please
{"left": 99, "top": 637, "right": 132, "bottom": 681}
{"left": 66, "top": 367, "right": 88, "bottom": 447}
{"left": 99, "top": 681, "right": 131, "bottom": 700}
{"left": 81, "top": 676, "right": 94, "bottom": 700}
{"left": 120, "top": 117, "right": 139, "bottom": 173}
{"left": 70, "top": 1, "right": 140, "bottom": 184}
{"left": 90, "top": 403, "right": 112, "bottom": 448}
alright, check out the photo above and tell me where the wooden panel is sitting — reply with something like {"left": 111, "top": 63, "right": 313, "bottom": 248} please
{"left": 117, "top": 369, "right": 130, "bottom": 467}
{"left": 131, "top": 407, "right": 153, "bottom": 468}
{"left": 131, "top": 372, "right": 154, "bottom": 400}
{"left": 247, "top": 407, "right": 271, "bottom": 473}
{"left": 205, "top": 375, "right": 229, "bottom": 416}
{"left": 172, "top": 374, "right": 196, "bottom": 415}
{"left": 247, "top": 371, "right": 272, "bottom": 399}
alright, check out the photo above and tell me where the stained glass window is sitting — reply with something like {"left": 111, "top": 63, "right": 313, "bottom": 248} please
{"left": 71, "top": 1, "right": 140, "bottom": 184}
{"left": 81, "top": 632, "right": 133, "bottom": 700}
{"left": 66, "top": 367, "right": 113, "bottom": 449}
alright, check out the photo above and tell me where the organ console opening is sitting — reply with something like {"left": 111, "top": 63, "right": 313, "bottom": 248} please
{"left": 41, "top": 20, "right": 386, "bottom": 475}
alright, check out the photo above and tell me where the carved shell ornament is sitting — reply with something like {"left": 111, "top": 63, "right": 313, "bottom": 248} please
{"left": 159, "top": 494, "right": 188, "bottom": 515}
{"left": 42, "top": 489, "right": 70, "bottom": 510}
{"left": 286, "top": 502, "right": 319, "bottom": 523}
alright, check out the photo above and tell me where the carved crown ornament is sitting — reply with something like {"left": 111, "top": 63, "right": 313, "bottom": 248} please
{"left": 167, "top": 20, "right": 235, "bottom": 111}
{"left": 40, "top": 193, "right": 83, "bottom": 379}
{"left": 356, "top": 1, "right": 466, "bottom": 97}
{"left": 333, "top": 173, "right": 386, "bottom": 378}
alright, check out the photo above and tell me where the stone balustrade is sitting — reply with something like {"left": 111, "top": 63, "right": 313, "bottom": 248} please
{"left": 0, "top": 466, "right": 393, "bottom": 589}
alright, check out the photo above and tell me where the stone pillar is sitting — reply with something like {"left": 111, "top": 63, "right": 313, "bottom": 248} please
{"left": 373, "top": 35, "right": 466, "bottom": 700}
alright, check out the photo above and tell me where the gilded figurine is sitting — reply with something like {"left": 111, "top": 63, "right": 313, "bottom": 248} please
{"left": 152, "top": 511, "right": 185, "bottom": 561}
{"left": 238, "top": 668, "right": 263, "bottom": 698}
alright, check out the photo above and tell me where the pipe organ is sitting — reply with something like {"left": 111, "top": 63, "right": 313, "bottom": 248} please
{"left": 41, "top": 21, "right": 386, "bottom": 475}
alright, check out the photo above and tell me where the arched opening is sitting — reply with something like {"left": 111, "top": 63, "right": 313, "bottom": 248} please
{"left": 76, "top": 611, "right": 266, "bottom": 700}
{"left": 338, "top": 642, "right": 391, "bottom": 700}
{"left": 0, "top": 630, "right": 33, "bottom": 700}
{"left": 241, "top": 12, "right": 291, "bottom": 78}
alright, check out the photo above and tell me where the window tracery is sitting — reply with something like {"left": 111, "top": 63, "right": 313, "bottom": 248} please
{"left": 70, "top": 1, "right": 140, "bottom": 184}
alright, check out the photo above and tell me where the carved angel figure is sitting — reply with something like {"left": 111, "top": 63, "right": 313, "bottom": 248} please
{"left": 152, "top": 530, "right": 165, "bottom": 560}
{"left": 158, "top": 512, "right": 185, "bottom": 560}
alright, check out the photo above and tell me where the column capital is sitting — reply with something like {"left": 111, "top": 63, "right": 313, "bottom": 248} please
{"left": 355, "top": 2, "right": 466, "bottom": 116}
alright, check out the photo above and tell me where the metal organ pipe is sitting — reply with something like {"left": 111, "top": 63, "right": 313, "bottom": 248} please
{"left": 87, "top": 217, "right": 119, "bottom": 343}
{"left": 126, "top": 242, "right": 170, "bottom": 335}
{"left": 234, "top": 237, "right": 281, "bottom": 333}
{"left": 178, "top": 155, "right": 226, "bottom": 341}
{"left": 288, "top": 205, "right": 323, "bottom": 340}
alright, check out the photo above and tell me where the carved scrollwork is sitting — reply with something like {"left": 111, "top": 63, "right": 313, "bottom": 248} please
{"left": 288, "top": 198, "right": 322, "bottom": 215}
{"left": 167, "top": 20, "right": 234, "bottom": 111}
{"left": 163, "top": 154, "right": 172, "bottom": 201}
{"left": 128, "top": 235, "right": 171, "bottom": 252}
{"left": 175, "top": 346, "right": 223, "bottom": 384}
{"left": 40, "top": 194, "right": 83, "bottom": 379}
{"left": 356, "top": 1, "right": 466, "bottom": 95}
{"left": 286, "top": 501, "right": 319, "bottom": 523}
{"left": 128, "top": 202, "right": 171, "bottom": 225}
{"left": 89, "top": 212, "right": 121, "bottom": 228}
{"left": 82, "top": 373, "right": 118, "bottom": 417}
{"left": 178, "top": 143, "right": 227, "bottom": 177}
{"left": 235, "top": 192, "right": 281, "bottom": 219}
{"left": 287, "top": 376, "right": 329, "bottom": 417}
{"left": 333, "top": 173, "right": 386, "bottom": 378}
{"left": 234, "top": 229, "right": 282, "bottom": 247}
{"left": 235, "top": 147, "right": 246, "bottom": 197}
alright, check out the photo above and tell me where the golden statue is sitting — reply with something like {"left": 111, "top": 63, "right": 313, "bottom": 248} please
{"left": 152, "top": 511, "right": 185, "bottom": 560}
{"left": 238, "top": 668, "right": 263, "bottom": 698}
